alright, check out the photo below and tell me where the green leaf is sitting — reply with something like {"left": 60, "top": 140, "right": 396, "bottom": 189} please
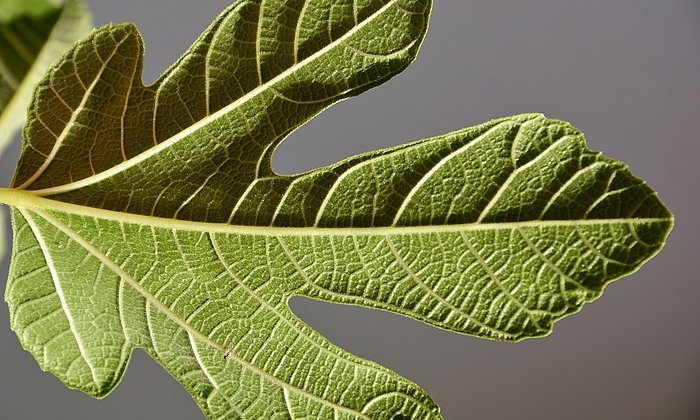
{"left": 0, "top": 0, "right": 91, "bottom": 154}
{"left": 0, "top": 0, "right": 57, "bottom": 22}
{"left": 1, "top": 0, "right": 672, "bottom": 419}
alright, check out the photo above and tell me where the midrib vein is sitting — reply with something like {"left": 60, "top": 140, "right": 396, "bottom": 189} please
{"left": 29, "top": 0, "right": 405, "bottom": 196}
{"left": 0, "top": 188, "right": 671, "bottom": 237}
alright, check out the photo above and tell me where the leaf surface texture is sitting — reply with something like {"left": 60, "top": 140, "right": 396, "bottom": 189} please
{"left": 3, "top": 0, "right": 671, "bottom": 418}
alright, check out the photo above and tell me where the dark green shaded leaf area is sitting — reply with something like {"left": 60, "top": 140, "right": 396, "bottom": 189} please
{"left": 2, "top": 0, "right": 671, "bottom": 418}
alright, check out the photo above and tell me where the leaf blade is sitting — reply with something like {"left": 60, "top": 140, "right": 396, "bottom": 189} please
{"left": 6, "top": 172, "right": 670, "bottom": 414}
{"left": 11, "top": 202, "right": 443, "bottom": 418}
{"left": 1, "top": 0, "right": 672, "bottom": 418}
{"left": 13, "top": 0, "right": 431, "bottom": 214}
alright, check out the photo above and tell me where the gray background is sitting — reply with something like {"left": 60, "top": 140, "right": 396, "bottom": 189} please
{"left": 0, "top": 0, "right": 698, "bottom": 419}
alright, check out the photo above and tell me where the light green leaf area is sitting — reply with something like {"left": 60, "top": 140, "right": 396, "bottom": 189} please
{"left": 0, "top": 0, "right": 91, "bottom": 153}
{"left": 0, "top": 0, "right": 57, "bottom": 22}
{"left": 1, "top": 0, "right": 671, "bottom": 419}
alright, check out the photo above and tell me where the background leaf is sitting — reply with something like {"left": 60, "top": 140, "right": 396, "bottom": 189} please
{"left": 0, "top": 0, "right": 91, "bottom": 154}
{"left": 0, "top": 0, "right": 58, "bottom": 22}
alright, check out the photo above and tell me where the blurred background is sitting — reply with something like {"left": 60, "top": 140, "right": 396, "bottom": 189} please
{"left": 0, "top": 0, "right": 698, "bottom": 418}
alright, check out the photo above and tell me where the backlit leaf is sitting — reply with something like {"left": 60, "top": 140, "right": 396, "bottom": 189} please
{"left": 1, "top": 0, "right": 671, "bottom": 418}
